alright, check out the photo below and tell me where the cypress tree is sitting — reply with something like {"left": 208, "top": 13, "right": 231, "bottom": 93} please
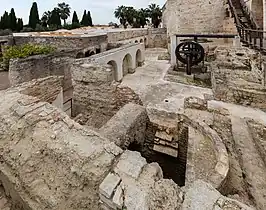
{"left": 29, "top": 2, "right": 40, "bottom": 29}
{"left": 72, "top": 11, "right": 79, "bottom": 24}
{"left": 9, "top": 8, "right": 17, "bottom": 31}
{"left": 87, "top": 11, "right": 93, "bottom": 26}
{"left": 2, "top": 11, "right": 9, "bottom": 29}
{"left": 80, "top": 10, "right": 87, "bottom": 26}
{"left": 16, "top": 18, "right": 23, "bottom": 31}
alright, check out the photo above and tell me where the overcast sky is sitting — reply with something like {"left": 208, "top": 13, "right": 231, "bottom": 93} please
{"left": 0, "top": 0, "right": 165, "bottom": 25}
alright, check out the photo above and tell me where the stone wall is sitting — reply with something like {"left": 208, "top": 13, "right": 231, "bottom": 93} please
{"left": 164, "top": 0, "right": 228, "bottom": 36}
{"left": 99, "top": 103, "right": 148, "bottom": 149}
{"left": 147, "top": 28, "right": 168, "bottom": 48}
{"left": 71, "top": 60, "right": 142, "bottom": 128}
{"left": 9, "top": 54, "right": 74, "bottom": 92}
{"left": 211, "top": 47, "right": 266, "bottom": 111}
{"left": 107, "top": 29, "right": 148, "bottom": 43}
{"left": 13, "top": 34, "right": 108, "bottom": 51}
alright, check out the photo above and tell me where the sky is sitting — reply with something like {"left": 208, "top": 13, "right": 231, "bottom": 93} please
{"left": 0, "top": 0, "right": 165, "bottom": 25}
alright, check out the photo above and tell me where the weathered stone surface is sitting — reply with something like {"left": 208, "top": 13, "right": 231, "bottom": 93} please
{"left": 0, "top": 88, "right": 123, "bottom": 210}
{"left": 71, "top": 61, "right": 142, "bottom": 128}
{"left": 149, "top": 179, "right": 183, "bottom": 210}
{"left": 182, "top": 180, "right": 254, "bottom": 210}
{"left": 153, "top": 144, "right": 178, "bottom": 157}
{"left": 114, "top": 150, "right": 147, "bottom": 179}
{"left": 99, "top": 173, "right": 121, "bottom": 199}
{"left": 99, "top": 103, "right": 148, "bottom": 149}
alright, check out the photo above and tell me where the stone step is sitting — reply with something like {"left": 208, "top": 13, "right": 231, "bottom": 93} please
{"left": 155, "top": 130, "right": 174, "bottom": 142}
{"left": 231, "top": 117, "right": 266, "bottom": 210}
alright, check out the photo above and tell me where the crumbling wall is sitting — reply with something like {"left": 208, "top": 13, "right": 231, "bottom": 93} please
{"left": 14, "top": 35, "right": 108, "bottom": 51}
{"left": 9, "top": 54, "right": 74, "bottom": 92}
{"left": 99, "top": 103, "right": 148, "bottom": 149}
{"left": 107, "top": 29, "right": 148, "bottom": 43}
{"left": 165, "top": 0, "right": 227, "bottom": 36}
{"left": 147, "top": 28, "right": 167, "bottom": 48}
{"left": 211, "top": 47, "right": 266, "bottom": 111}
{"left": 71, "top": 60, "right": 142, "bottom": 128}
{"left": 0, "top": 89, "right": 123, "bottom": 210}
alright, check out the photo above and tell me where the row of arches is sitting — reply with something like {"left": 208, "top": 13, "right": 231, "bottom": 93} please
{"left": 107, "top": 49, "right": 143, "bottom": 81}
{"left": 76, "top": 48, "right": 101, "bottom": 59}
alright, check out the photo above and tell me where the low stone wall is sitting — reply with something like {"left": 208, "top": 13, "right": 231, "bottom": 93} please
{"left": 147, "top": 28, "right": 168, "bottom": 48}
{"left": 71, "top": 60, "right": 142, "bottom": 128}
{"left": 181, "top": 114, "right": 229, "bottom": 191}
{"left": 107, "top": 29, "right": 148, "bottom": 43}
{"left": 99, "top": 103, "right": 148, "bottom": 149}
{"left": 13, "top": 34, "right": 108, "bottom": 51}
{"left": 9, "top": 54, "right": 74, "bottom": 92}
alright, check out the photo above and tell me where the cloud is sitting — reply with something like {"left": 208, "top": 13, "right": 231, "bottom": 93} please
{"left": 0, "top": 0, "right": 165, "bottom": 24}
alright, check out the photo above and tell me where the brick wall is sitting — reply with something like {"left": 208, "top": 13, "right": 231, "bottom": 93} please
{"left": 9, "top": 54, "right": 74, "bottom": 92}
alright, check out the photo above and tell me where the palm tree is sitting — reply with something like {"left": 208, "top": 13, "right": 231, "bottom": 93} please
{"left": 114, "top": 6, "right": 127, "bottom": 28}
{"left": 41, "top": 11, "right": 52, "bottom": 27}
{"left": 57, "top": 2, "right": 71, "bottom": 25}
{"left": 137, "top": 8, "right": 149, "bottom": 28}
{"left": 147, "top": 4, "right": 162, "bottom": 28}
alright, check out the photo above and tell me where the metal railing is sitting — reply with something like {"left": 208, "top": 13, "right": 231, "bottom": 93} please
{"left": 228, "top": 0, "right": 266, "bottom": 53}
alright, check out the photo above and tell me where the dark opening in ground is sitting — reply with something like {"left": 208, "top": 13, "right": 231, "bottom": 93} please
{"left": 128, "top": 134, "right": 188, "bottom": 187}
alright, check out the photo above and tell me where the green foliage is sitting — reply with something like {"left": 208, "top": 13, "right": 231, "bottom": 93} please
{"left": 72, "top": 11, "right": 79, "bottom": 24}
{"left": 9, "top": 8, "right": 17, "bottom": 31}
{"left": 0, "top": 11, "right": 10, "bottom": 30}
{"left": 29, "top": 2, "right": 40, "bottom": 29}
{"left": 147, "top": 4, "right": 162, "bottom": 28}
{"left": 49, "top": 9, "right": 62, "bottom": 29}
{"left": 16, "top": 18, "right": 23, "bottom": 32}
{"left": 114, "top": 4, "right": 162, "bottom": 28}
{"left": 2, "top": 44, "right": 56, "bottom": 68}
{"left": 57, "top": 2, "right": 71, "bottom": 25}
{"left": 87, "top": 11, "right": 93, "bottom": 26}
{"left": 81, "top": 10, "right": 88, "bottom": 26}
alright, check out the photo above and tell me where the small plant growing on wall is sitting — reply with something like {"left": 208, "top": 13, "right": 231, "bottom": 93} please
{"left": 2, "top": 43, "right": 56, "bottom": 70}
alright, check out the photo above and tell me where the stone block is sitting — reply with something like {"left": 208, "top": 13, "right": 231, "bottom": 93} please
{"left": 155, "top": 130, "right": 173, "bottom": 142}
{"left": 99, "top": 173, "right": 121, "bottom": 199}
{"left": 112, "top": 184, "right": 123, "bottom": 209}
{"left": 153, "top": 144, "right": 178, "bottom": 157}
{"left": 114, "top": 150, "right": 147, "bottom": 179}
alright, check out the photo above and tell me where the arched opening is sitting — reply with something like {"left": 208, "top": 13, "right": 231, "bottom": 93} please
{"left": 76, "top": 52, "right": 85, "bottom": 59}
{"left": 136, "top": 49, "right": 143, "bottom": 67}
{"left": 107, "top": 60, "right": 118, "bottom": 81}
{"left": 144, "top": 37, "right": 148, "bottom": 47}
{"left": 251, "top": 0, "right": 264, "bottom": 29}
{"left": 140, "top": 39, "right": 143, "bottom": 43}
{"left": 85, "top": 50, "right": 95, "bottom": 57}
{"left": 135, "top": 40, "right": 138, "bottom": 43}
{"left": 122, "top": 54, "right": 133, "bottom": 76}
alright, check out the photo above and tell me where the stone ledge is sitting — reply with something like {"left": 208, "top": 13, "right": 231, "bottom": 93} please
{"left": 181, "top": 114, "right": 229, "bottom": 190}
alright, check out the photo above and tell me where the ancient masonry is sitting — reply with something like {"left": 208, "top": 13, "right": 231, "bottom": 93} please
{"left": 0, "top": 0, "right": 266, "bottom": 209}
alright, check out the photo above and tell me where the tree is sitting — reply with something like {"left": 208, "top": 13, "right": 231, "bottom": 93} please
{"left": 137, "top": 8, "right": 149, "bottom": 28}
{"left": 57, "top": 2, "right": 71, "bottom": 25}
{"left": 1, "top": 12, "right": 10, "bottom": 29}
{"left": 49, "top": 8, "right": 61, "bottom": 29}
{"left": 9, "top": 8, "right": 17, "bottom": 31}
{"left": 147, "top": 4, "right": 162, "bottom": 28}
{"left": 72, "top": 11, "right": 79, "bottom": 24}
{"left": 16, "top": 18, "right": 23, "bottom": 31}
{"left": 114, "top": 6, "right": 128, "bottom": 28}
{"left": 29, "top": 2, "right": 40, "bottom": 29}
{"left": 80, "top": 10, "right": 89, "bottom": 26}
{"left": 41, "top": 11, "right": 52, "bottom": 28}
{"left": 87, "top": 11, "right": 93, "bottom": 26}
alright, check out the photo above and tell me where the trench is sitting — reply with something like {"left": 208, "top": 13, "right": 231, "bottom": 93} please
{"left": 128, "top": 124, "right": 189, "bottom": 187}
